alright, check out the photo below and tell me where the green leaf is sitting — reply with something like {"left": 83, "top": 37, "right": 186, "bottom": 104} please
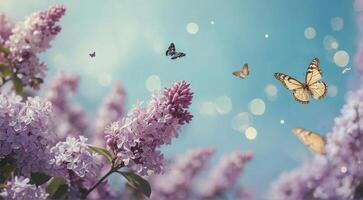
{"left": 354, "top": 181, "right": 363, "bottom": 199}
{"left": 46, "top": 177, "right": 66, "bottom": 196}
{"left": 0, "top": 64, "right": 12, "bottom": 77}
{"left": 11, "top": 74, "right": 23, "bottom": 94}
{"left": 52, "top": 184, "right": 68, "bottom": 199}
{"left": 88, "top": 145, "right": 113, "bottom": 163}
{"left": 119, "top": 171, "right": 151, "bottom": 198}
{"left": 30, "top": 172, "right": 51, "bottom": 186}
{"left": 0, "top": 46, "right": 9, "bottom": 57}
{"left": 0, "top": 161, "right": 16, "bottom": 184}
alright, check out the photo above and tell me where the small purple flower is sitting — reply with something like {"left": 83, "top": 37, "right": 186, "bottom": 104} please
{"left": 0, "top": 13, "right": 13, "bottom": 44}
{"left": 105, "top": 81, "right": 193, "bottom": 175}
{"left": 93, "top": 82, "right": 126, "bottom": 145}
{"left": 199, "top": 151, "right": 253, "bottom": 199}
{"left": 4, "top": 5, "right": 65, "bottom": 87}
{"left": 50, "top": 136, "right": 102, "bottom": 179}
{"left": 0, "top": 93, "right": 65, "bottom": 177}
{"left": 44, "top": 73, "right": 87, "bottom": 140}
{"left": 0, "top": 176, "right": 48, "bottom": 200}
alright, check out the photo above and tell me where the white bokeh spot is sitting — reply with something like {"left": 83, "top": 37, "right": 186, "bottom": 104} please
{"left": 334, "top": 50, "right": 350, "bottom": 67}
{"left": 249, "top": 98, "right": 266, "bottom": 116}
{"left": 145, "top": 75, "right": 161, "bottom": 92}
{"left": 187, "top": 22, "right": 199, "bottom": 34}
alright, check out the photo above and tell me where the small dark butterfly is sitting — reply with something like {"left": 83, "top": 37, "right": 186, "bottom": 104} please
{"left": 166, "top": 43, "right": 185, "bottom": 60}
{"left": 89, "top": 52, "right": 96, "bottom": 58}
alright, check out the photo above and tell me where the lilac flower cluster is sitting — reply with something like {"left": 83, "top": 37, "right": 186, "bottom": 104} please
{"left": 0, "top": 93, "right": 65, "bottom": 177}
{"left": 0, "top": 176, "right": 48, "bottom": 200}
{"left": 44, "top": 73, "right": 87, "bottom": 140}
{"left": 199, "top": 151, "right": 253, "bottom": 199}
{"left": 268, "top": 85, "right": 363, "bottom": 200}
{"left": 104, "top": 81, "right": 193, "bottom": 175}
{"left": 93, "top": 82, "right": 126, "bottom": 145}
{"left": 50, "top": 136, "right": 102, "bottom": 178}
{"left": 149, "top": 147, "right": 215, "bottom": 200}
{"left": 3, "top": 5, "right": 65, "bottom": 87}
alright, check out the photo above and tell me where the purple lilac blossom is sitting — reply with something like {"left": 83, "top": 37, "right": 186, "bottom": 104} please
{"left": 0, "top": 93, "right": 65, "bottom": 177}
{"left": 93, "top": 82, "right": 126, "bottom": 145}
{"left": 0, "top": 176, "right": 48, "bottom": 200}
{"left": 104, "top": 80, "right": 193, "bottom": 176}
{"left": 149, "top": 147, "right": 215, "bottom": 200}
{"left": 4, "top": 5, "right": 65, "bottom": 87}
{"left": 199, "top": 151, "right": 253, "bottom": 199}
{"left": 50, "top": 136, "right": 102, "bottom": 179}
{"left": 0, "top": 14, "right": 13, "bottom": 44}
{"left": 268, "top": 85, "right": 363, "bottom": 200}
{"left": 44, "top": 73, "right": 87, "bottom": 140}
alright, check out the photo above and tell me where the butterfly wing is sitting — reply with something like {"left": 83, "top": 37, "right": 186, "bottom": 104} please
{"left": 308, "top": 81, "right": 327, "bottom": 100}
{"left": 274, "top": 73, "right": 309, "bottom": 103}
{"left": 242, "top": 63, "right": 249, "bottom": 76}
{"left": 305, "top": 58, "right": 322, "bottom": 85}
{"left": 166, "top": 43, "right": 176, "bottom": 56}
{"left": 233, "top": 64, "right": 249, "bottom": 79}
{"left": 171, "top": 52, "right": 185, "bottom": 60}
{"left": 305, "top": 58, "right": 327, "bottom": 100}
{"left": 292, "top": 128, "right": 326, "bottom": 154}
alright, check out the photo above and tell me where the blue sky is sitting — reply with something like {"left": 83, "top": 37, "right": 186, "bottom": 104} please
{"left": 1, "top": 0, "right": 358, "bottom": 198}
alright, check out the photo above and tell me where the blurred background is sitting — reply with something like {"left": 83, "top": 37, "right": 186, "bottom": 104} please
{"left": 0, "top": 0, "right": 358, "bottom": 198}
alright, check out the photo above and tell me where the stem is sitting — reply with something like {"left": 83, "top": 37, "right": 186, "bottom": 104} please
{"left": 81, "top": 162, "right": 124, "bottom": 199}
{"left": 81, "top": 168, "right": 114, "bottom": 199}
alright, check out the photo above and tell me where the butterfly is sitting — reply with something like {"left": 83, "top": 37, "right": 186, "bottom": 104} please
{"left": 341, "top": 67, "right": 351, "bottom": 74}
{"left": 292, "top": 128, "right": 326, "bottom": 154}
{"left": 165, "top": 43, "right": 186, "bottom": 60}
{"left": 232, "top": 64, "right": 249, "bottom": 79}
{"left": 89, "top": 52, "right": 96, "bottom": 58}
{"left": 274, "top": 58, "right": 327, "bottom": 104}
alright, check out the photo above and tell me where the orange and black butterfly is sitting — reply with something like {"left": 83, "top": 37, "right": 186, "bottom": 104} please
{"left": 292, "top": 128, "right": 326, "bottom": 154}
{"left": 232, "top": 64, "right": 249, "bottom": 79}
{"left": 166, "top": 43, "right": 185, "bottom": 60}
{"left": 274, "top": 58, "right": 327, "bottom": 104}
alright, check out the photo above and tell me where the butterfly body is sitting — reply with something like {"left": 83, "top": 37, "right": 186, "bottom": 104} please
{"left": 274, "top": 58, "right": 327, "bottom": 104}
{"left": 233, "top": 63, "right": 249, "bottom": 79}
{"left": 166, "top": 43, "right": 185, "bottom": 60}
{"left": 292, "top": 128, "right": 326, "bottom": 154}
{"left": 89, "top": 52, "right": 96, "bottom": 58}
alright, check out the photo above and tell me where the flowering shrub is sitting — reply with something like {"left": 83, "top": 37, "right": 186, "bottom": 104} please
{"left": 0, "top": 4, "right": 256, "bottom": 200}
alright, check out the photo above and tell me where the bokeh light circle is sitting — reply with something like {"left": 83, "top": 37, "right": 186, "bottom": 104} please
{"left": 280, "top": 120, "right": 285, "bottom": 124}
{"left": 215, "top": 96, "right": 232, "bottom": 114}
{"left": 334, "top": 50, "right": 350, "bottom": 67}
{"left": 328, "top": 85, "right": 338, "bottom": 97}
{"left": 249, "top": 98, "right": 266, "bottom": 116}
{"left": 330, "top": 17, "right": 344, "bottom": 31}
{"left": 323, "top": 35, "right": 339, "bottom": 50}
{"left": 210, "top": 20, "right": 215, "bottom": 25}
{"left": 265, "top": 84, "right": 278, "bottom": 100}
{"left": 145, "top": 75, "right": 161, "bottom": 92}
{"left": 98, "top": 72, "right": 112, "bottom": 86}
{"left": 265, "top": 34, "right": 269, "bottom": 38}
{"left": 231, "top": 112, "right": 253, "bottom": 132}
{"left": 304, "top": 27, "right": 316, "bottom": 39}
{"left": 199, "top": 101, "right": 217, "bottom": 116}
{"left": 245, "top": 126, "right": 257, "bottom": 140}
{"left": 341, "top": 166, "right": 348, "bottom": 173}
{"left": 186, "top": 22, "right": 199, "bottom": 34}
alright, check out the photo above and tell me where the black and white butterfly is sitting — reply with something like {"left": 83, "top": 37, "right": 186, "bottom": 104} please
{"left": 165, "top": 43, "right": 185, "bottom": 60}
{"left": 89, "top": 52, "right": 96, "bottom": 58}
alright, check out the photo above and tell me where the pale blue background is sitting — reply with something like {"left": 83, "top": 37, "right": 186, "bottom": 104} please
{"left": 0, "top": 0, "right": 358, "bottom": 199}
